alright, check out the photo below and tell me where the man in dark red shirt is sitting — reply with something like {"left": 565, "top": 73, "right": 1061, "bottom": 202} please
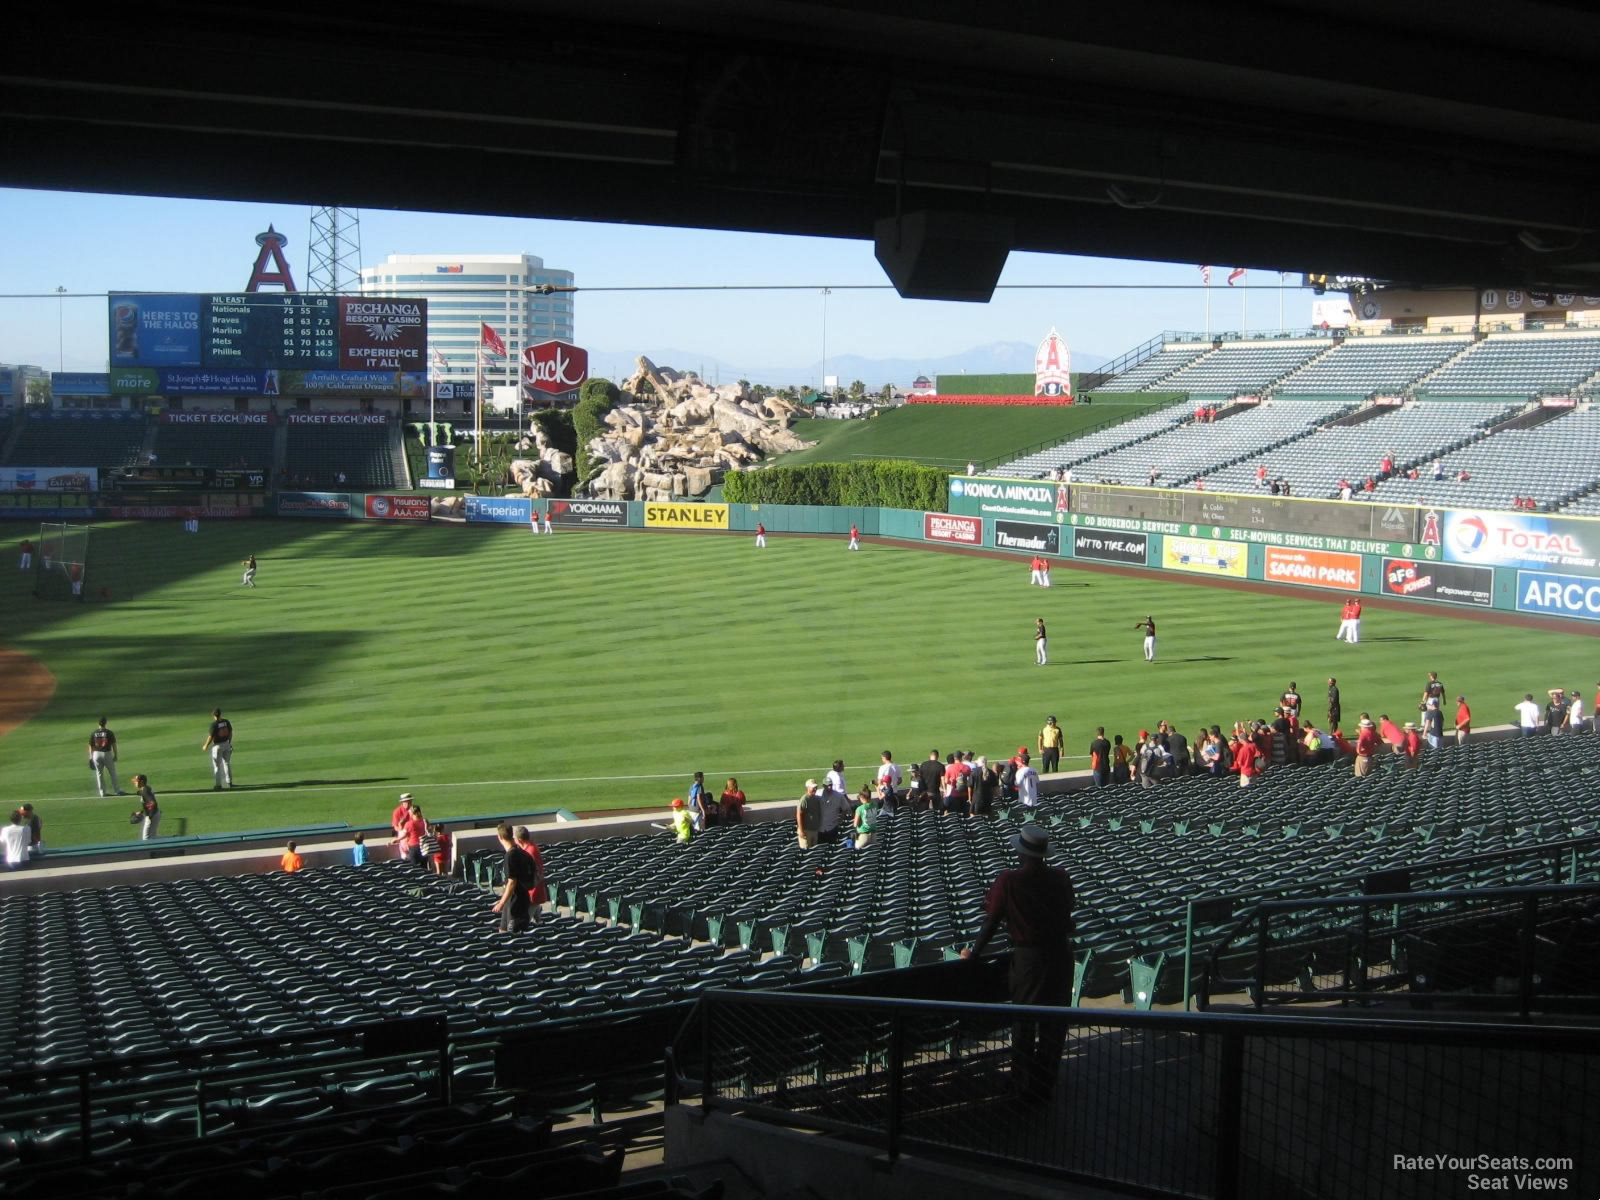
{"left": 1354, "top": 717, "right": 1379, "bottom": 777}
{"left": 961, "top": 824, "right": 1074, "bottom": 1101}
{"left": 1230, "top": 734, "right": 1260, "bottom": 787}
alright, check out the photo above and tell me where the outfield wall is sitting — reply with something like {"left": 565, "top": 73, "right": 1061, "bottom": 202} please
{"left": 28, "top": 480, "right": 1600, "bottom": 625}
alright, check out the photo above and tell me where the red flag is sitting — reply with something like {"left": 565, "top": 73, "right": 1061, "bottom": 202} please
{"left": 1227, "top": 268, "right": 1246, "bottom": 287}
{"left": 480, "top": 322, "right": 507, "bottom": 358}
{"left": 1199, "top": 265, "right": 1211, "bottom": 286}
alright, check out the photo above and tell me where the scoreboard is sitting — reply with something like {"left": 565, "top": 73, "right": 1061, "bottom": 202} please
{"left": 109, "top": 293, "right": 424, "bottom": 372}
{"left": 1069, "top": 484, "right": 1418, "bottom": 542}
{"left": 202, "top": 295, "right": 337, "bottom": 367}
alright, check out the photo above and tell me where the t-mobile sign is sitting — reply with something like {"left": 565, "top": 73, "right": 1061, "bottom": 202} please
{"left": 1074, "top": 526, "right": 1148, "bottom": 566}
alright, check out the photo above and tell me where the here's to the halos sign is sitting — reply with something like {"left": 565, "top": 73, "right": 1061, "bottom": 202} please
{"left": 644, "top": 503, "right": 729, "bottom": 530}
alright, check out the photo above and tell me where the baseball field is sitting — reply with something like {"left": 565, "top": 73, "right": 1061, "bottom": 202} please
{"left": 0, "top": 517, "right": 1585, "bottom": 848}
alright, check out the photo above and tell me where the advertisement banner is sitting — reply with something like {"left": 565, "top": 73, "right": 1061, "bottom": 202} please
{"left": 549, "top": 499, "right": 628, "bottom": 527}
{"left": 947, "top": 476, "right": 1068, "bottom": 522}
{"left": 1382, "top": 558, "right": 1494, "bottom": 607}
{"left": 1163, "top": 536, "right": 1247, "bottom": 577}
{"left": 110, "top": 367, "right": 161, "bottom": 395}
{"left": 364, "top": 495, "right": 430, "bottom": 522}
{"left": 643, "top": 503, "right": 729, "bottom": 530}
{"left": 463, "top": 495, "right": 532, "bottom": 525}
{"left": 0, "top": 467, "right": 99, "bottom": 492}
{"left": 109, "top": 293, "right": 203, "bottom": 367}
{"left": 337, "top": 299, "right": 427, "bottom": 372}
{"left": 280, "top": 370, "right": 426, "bottom": 397}
{"left": 51, "top": 373, "right": 111, "bottom": 396}
{"left": 102, "top": 504, "right": 255, "bottom": 519}
{"left": 160, "top": 411, "right": 272, "bottom": 425}
{"left": 1073, "top": 526, "right": 1148, "bottom": 566}
{"left": 993, "top": 519, "right": 1059, "bottom": 553}
{"left": 422, "top": 446, "right": 456, "bottom": 490}
{"left": 1515, "top": 570, "right": 1600, "bottom": 622}
{"left": 284, "top": 412, "right": 390, "bottom": 426}
{"left": 159, "top": 369, "right": 268, "bottom": 395}
{"left": 1264, "top": 545, "right": 1362, "bottom": 591}
{"left": 277, "top": 491, "right": 352, "bottom": 518}
{"left": 1442, "top": 510, "right": 1600, "bottom": 573}
{"left": 924, "top": 512, "right": 982, "bottom": 545}
{"left": 522, "top": 340, "right": 589, "bottom": 399}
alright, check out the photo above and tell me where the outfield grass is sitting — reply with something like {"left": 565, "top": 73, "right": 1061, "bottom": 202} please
{"left": 0, "top": 518, "right": 1580, "bottom": 848}
{"left": 775, "top": 399, "right": 1163, "bottom": 470}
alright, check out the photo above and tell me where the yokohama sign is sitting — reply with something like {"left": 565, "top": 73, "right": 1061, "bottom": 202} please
{"left": 548, "top": 499, "right": 627, "bottom": 526}
{"left": 924, "top": 512, "right": 981, "bottom": 544}
{"left": 522, "top": 340, "right": 589, "bottom": 398}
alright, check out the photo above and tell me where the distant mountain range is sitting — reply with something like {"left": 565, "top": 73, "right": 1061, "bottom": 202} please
{"left": 585, "top": 341, "right": 1110, "bottom": 391}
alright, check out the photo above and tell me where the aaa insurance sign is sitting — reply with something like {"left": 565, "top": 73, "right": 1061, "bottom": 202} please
{"left": 522, "top": 340, "right": 589, "bottom": 399}
{"left": 1442, "top": 510, "right": 1600, "bottom": 574}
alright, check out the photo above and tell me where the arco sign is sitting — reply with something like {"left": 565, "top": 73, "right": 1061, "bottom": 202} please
{"left": 522, "top": 340, "right": 589, "bottom": 401}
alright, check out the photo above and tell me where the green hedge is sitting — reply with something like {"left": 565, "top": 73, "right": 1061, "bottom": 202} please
{"left": 723, "top": 460, "right": 948, "bottom": 510}
{"left": 573, "top": 379, "right": 619, "bottom": 483}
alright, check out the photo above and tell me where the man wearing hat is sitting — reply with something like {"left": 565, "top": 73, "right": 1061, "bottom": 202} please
{"left": 1037, "top": 716, "right": 1063, "bottom": 775}
{"left": 1012, "top": 750, "right": 1039, "bottom": 809}
{"left": 961, "top": 823, "right": 1075, "bottom": 1101}
{"left": 1400, "top": 721, "right": 1422, "bottom": 768}
{"left": 1353, "top": 715, "right": 1378, "bottom": 777}
{"left": 795, "top": 780, "right": 824, "bottom": 849}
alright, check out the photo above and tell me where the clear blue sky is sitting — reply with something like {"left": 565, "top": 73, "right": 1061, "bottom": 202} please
{"left": 0, "top": 187, "right": 1313, "bottom": 375}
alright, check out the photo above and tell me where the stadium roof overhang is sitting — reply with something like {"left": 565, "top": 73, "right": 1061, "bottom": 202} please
{"left": 5, "top": 1, "right": 1600, "bottom": 298}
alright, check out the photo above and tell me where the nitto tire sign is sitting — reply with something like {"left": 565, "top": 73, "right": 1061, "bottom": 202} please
{"left": 549, "top": 499, "right": 627, "bottom": 527}
{"left": 1382, "top": 559, "right": 1493, "bottom": 607}
{"left": 994, "top": 520, "right": 1059, "bottom": 554}
{"left": 924, "top": 512, "right": 981, "bottom": 544}
{"left": 1073, "top": 526, "right": 1148, "bottom": 566}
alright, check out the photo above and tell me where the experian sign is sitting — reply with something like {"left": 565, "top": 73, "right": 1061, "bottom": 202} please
{"left": 464, "top": 495, "right": 532, "bottom": 524}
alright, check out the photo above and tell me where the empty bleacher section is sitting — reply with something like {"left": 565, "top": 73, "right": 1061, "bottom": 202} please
{"left": 1417, "top": 331, "right": 1600, "bottom": 397}
{"left": 3, "top": 412, "right": 147, "bottom": 468}
{"left": 1202, "top": 400, "right": 1517, "bottom": 497}
{"left": 1374, "top": 404, "right": 1600, "bottom": 511}
{"left": 151, "top": 421, "right": 275, "bottom": 468}
{"left": 1075, "top": 398, "right": 1350, "bottom": 485}
{"left": 1273, "top": 335, "right": 1471, "bottom": 396}
{"left": 989, "top": 399, "right": 1191, "bottom": 477}
{"left": 1094, "top": 343, "right": 1210, "bottom": 391}
{"left": 283, "top": 423, "right": 399, "bottom": 489}
{"left": 1152, "top": 339, "right": 1328, "bottom": 398}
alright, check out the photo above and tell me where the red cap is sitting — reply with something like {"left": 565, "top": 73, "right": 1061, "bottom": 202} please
{"left": 671, "top": 797, "right": 684, "bottom": 808}
{"left": 1017, "top": 746, "right": 1028, "bottom": 755}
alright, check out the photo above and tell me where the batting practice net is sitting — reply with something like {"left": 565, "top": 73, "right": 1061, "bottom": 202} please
{"left": 34, "top": 522, "right": 90, "bottom": 601}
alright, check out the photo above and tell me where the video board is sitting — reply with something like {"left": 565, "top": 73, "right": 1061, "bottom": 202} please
{"left": 108, "top": 294, "right": 426, "bottom": 372}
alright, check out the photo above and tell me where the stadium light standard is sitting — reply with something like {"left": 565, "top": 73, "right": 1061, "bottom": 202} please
{"left": 55, "top": 285, "right": 66, "bottom": 371}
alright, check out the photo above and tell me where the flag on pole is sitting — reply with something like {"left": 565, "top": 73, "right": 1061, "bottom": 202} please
{"left": 1227, "top": 268, "right": 1246, "bottom": 287}
{"left": 480, "top": 322, "right": 507, "bottom": 358}
{"left": 430, "top": 346, "right": 447, "bottom": 378}
{"left": 1199, "top": 265, "right": 1211, "bottom": 286}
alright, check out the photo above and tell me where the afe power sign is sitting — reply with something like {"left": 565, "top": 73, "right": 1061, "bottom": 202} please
{"left": 993, "top": 519, "right": 1059, "bottom": 554}
{"left": 1383, "top": 559, "right": 1493, "bottom": 607}
{"left": 1264, "top": 546, "right": 1362, "bottom": 591}
{"left": 522, "top": 340, "right": 589, "bottom": 401}
{"left": 644, "top": 503, "right": 728, "bottom": 530}
{"left": 924, "top": 512, "right": 981, "bottom": 545}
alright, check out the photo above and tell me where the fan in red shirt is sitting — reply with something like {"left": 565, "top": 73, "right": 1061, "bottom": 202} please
{"left": 1230, "top": 735, "right": 1260, "bottom": 787}
{"left": 1354, "top": 719, "right": 1380, "bottom": 777}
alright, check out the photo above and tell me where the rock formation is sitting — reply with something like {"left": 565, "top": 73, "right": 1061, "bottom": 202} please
{"left": 577, "top": 357, "right": 812, "bottom": 501}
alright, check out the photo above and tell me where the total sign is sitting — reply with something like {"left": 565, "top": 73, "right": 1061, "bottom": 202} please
{"left": 522, "top": 340, "right": 589, "bottom": 401}
{"left": 1442, "top": 509, "right": 1599, "bottom": 572}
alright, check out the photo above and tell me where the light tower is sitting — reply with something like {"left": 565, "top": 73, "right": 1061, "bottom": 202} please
{"left": 307, "top": 206, "right": 362, "bottom": 293}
